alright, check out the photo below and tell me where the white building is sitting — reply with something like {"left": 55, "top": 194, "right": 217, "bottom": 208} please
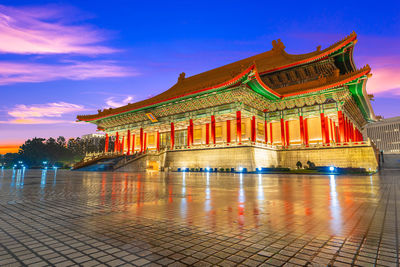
{"left": 364, "top": 116, "right": 400, "bottom": 153}
{"left": 81, "top": 133, "right": 105, "bottom": 140}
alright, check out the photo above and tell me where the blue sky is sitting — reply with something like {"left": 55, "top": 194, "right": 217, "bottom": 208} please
{"left": 1, "top": 0, "right": 399, "bottom": 152}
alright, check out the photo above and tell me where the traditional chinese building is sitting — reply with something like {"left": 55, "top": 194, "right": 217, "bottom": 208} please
{"left": 77, "top": 32, "right": 379, "bottom": 171}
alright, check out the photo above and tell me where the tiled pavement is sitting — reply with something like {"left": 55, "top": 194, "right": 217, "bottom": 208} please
{"left": 0, "top": 169, "right": 399, "bottom": 266}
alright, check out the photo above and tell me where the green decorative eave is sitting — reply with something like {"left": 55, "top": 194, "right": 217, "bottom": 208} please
{"left": 347, "top": 77, "right": 375, "bottom": 122}
{"left": 244, "top": 68, "right": 281, "bottom": 100}
{"left": 246, "top": 80, "right": 281, "bottom": 100}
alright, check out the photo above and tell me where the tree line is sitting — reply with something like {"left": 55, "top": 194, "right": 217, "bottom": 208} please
{"left": 0, "top": 136, "right": 113, "bottom": 168}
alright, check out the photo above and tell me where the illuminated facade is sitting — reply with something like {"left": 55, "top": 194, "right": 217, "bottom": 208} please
{"left": 77, "top": 32, "right": 378, "bottom": 171}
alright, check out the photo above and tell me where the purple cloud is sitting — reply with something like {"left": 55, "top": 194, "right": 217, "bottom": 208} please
{"left": 0, "top": 60, "right": 138, "bottom": 85}
{"left": 0, "top": 4, "right": 117, "bottom": 55}
{"left": 0, "top": 102, "right": 86, "bottom": 124}
{"left": 105, "top": 96, "right": 134, "bottom": 108}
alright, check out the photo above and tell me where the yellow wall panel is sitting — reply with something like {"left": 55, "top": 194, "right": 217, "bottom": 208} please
{"left": 194, "top": 128, "right": 202, "bottom": 140}
{"left": 272, "top": 121, "right": 282, "bottom": 143}
{"left": 216, "top": 126, "right": 222, "bottom": 138}
{"left": 307, "top": 117, "right": 322, "bottom": 142}
{"left": 148, "top": 134, "right": 155, "bottom": 145}
{"left": 289, "top": 120, "right": 300, "bottom": 142}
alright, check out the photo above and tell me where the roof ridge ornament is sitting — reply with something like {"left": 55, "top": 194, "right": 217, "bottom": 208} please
{"left": 178, "top": 72, "right": 186, "bottom": 83}
{"left": 271, "top": 39, "right": 285, "bottom": 52}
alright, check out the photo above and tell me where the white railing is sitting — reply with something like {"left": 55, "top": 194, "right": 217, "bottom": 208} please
{"left": 83, "top": 139, "right": 372, "bottom": 161}
{"left": 83, "top": 151, "right": 122, "bottom": 162}
{"left": 167, "top": 139, "right": 371, "bottom": 151}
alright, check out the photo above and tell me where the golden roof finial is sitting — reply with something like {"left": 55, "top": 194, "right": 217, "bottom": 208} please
{"left": 178, "top": 72, "right": 186, "bottom": 83}
{"left": 272, "top": 39, "right": 285, "bottom": 51}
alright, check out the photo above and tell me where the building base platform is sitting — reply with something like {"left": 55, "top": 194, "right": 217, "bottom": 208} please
{"left": 113, "top": 143, "right": 378, "bottom": 173}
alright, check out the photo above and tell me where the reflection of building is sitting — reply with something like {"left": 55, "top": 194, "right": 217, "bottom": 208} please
{"left": 365, "top": 116, "right": 400, "bottom": 153}
{"left": 77, "top": 32, "right": 378, "bottom": 171}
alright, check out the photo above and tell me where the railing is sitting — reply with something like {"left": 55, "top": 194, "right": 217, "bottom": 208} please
{"left": 280, "top": 140, "right": 371, "bottom": 150}
{"left": 73, "top": 152, "right": 122, "bottom": 169}
{"left": 171, "top": 140, "right": 278, "bottom": 151}
{"left": 168, "top": 139, "right": 371, "bottom": 151}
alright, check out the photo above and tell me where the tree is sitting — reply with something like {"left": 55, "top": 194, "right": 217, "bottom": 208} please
{"left": 1, "top": 135, "right": 105, "bottom": 168}
{"left": 57, "top": 136, "right": 66, "bottom": 147}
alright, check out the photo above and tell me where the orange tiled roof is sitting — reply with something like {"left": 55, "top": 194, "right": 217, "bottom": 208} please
{"left": 278, "top": 65, "right": 371, "bottom": 97}
{"left": 77, "top": 32, "right": 357, "bottom": 121}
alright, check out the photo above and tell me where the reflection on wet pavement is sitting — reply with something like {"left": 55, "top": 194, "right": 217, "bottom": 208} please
{"left": 0, "top": 169, "right": 398, "bottom": 266}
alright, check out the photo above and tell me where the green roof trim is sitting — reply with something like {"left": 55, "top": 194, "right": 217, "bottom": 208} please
{"left": 247, "top": 79, "right": 281, "bottom": 100}
{"left": 347, "top": 77, "right": 373, "bottom": 122}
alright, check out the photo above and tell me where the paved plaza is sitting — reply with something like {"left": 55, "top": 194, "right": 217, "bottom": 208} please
{"left": 0, "top": 169, "right": 399, "bottom": 266}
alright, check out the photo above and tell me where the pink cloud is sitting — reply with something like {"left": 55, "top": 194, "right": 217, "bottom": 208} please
{"left": 361, "top": 56, "right": 400, "bottom": 96}
{"left": 0, "top": 118, "right": 74, "bottom": 124}
{"left": 367, "top": 67, "right": 400, "bottom": 95}
{"left": 0, "top": 60, "right": 138, "bottom": 85}
{"left": 0, "top": 102, "right": 86, "bottom": 124}
{"left": 0, "top": 5, "right": 117, "bottom": 54}
{"left": 8, "top": 102, "right": 85, "bottom": 118}
{"left": 105, "top": 96, "right": 134, "bottom": 108}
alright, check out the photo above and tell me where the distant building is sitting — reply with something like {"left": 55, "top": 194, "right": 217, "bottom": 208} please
{"left": 81, "top": 133, "right": 105, "bottom": 147}
{"left": 365, "top": 116, "right": 400, "bottom": 153}
{"left": 81, "top": 133, "right": 105, "bottom": 140}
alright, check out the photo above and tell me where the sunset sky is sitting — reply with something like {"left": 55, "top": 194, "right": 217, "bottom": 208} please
{"left": 1, "top": 0, "right": 399, "bottom": 154}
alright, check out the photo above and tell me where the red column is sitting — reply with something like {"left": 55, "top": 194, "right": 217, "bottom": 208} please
{"left": 211, "top": 115, "right": 216, "bottom": 144}
{"left": 190, "top": 119, "right": 194, "bottom": 145}
{"left": 285, "top": 120, "right": 290, "bottom": 147}
{"left": 304, "top": 118, "right": 309, "bottom": 146}
{"left": 269, "top": 122, "right": 273, "bottom": 144}
{"left": 330, "top": 119, "right": 334, "bottom": 142}
{"left": 157, "top": 131, "right": 160, "bottom": 151}
{"left": 140, "top": 128, "right": 143, "bottom": 152}
{"left": 320, "top": 113, "right": 326, "bottom": 144}
{"left": 264, "top": 120, "right": 268, "bottom": 144}
{"left": 115, "top": 132, "right": 119, "bottom": 153}
{"left": 251, "top": 116, "right": 256, "bottom": 142}
{"left": 121, "top": 136, "right": 125, "bottom": 153}
{"left": 132, "top": 134, "right": 135, "bottom": 153}
{"left": 143, "top": 133, "right": 147, "bottom": 153}
{"left": 105, "top": 134, "right": 109, "bottom": 152}
{"left": 349, "top": 122, "right": 353, "bottom": 142}
{"left": 226, "top": 120, "right": 231, "bottom": 144}
{"left": 359, "top": 129, "right": 364, "bottom": 141}
{"left": 338, "top": 111, "right": 345, "bottom": 144}
{"left": 355, "top": 128, "right": 359, "bottom": 142}
{"left": 335, "top": 125, "right": 339, "bottom": 143}
{"left": 299, "top": 116, "right": 305, "bottom": 145}
{"left": 346, "top": 119, "right": 349, "bottom": 142}
{"left": 127, "top": 130, "right": 131, "bottom": 155}
{"left": 206, "top": 123, "right": 210, "bottom": 145}
{"left": 170, "top": 123, "right": 175, "bottom": 150}
{"left": 236, "top": 111, "right": 242, "bottom": 144}
{"left": 187, "top": 124, "right": 191, "bottom": 147}
{"left": 280, "top": 118, "right": 285, "bottom": 147}
{"left": 325, "top": 116, "right": 330, "bottom": 145}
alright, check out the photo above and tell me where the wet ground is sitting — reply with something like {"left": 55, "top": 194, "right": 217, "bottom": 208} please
{"left": 0, "top": 168, "right": 399, "bottom": 266}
